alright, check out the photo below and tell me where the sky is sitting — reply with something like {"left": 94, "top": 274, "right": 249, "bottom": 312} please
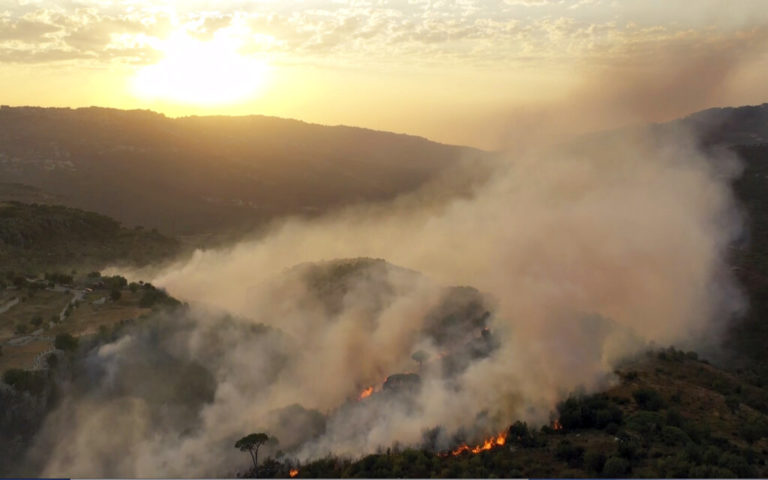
{"left": 1, "top": 0, "right": 768, "bottom": 149}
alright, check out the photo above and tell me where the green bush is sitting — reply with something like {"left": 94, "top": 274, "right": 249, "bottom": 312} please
{"left": 665, "top": 408, "right": 684, "bottom": 427}
{"left": 656, "top": 453, "right": 692, "bottom": 477}
{"left": 660, "top": 425, "right": 692, "bottom": 446}
{"left": 603, "top": 456, "right": 629, "bottom": 476}
{"left": 718, "top": 453, "right": 755, "bottom": 477}
{"left": 616, "top": 435, "right": 641, "bottom": 460}
{"left": 2, "top": 368, "right": 46, "bottom": 394}
{"left": 46, "top": 353, "right": 59, "bottom": 369}
{"left": 584, "top": 450, "right": 606, "bottom": 474}
{"left": 740, "top": 417, "right": 768, "bottom": 443}
{"left": 689, "top": 465, "right": 736, "bottom": 478}
{"left": 139, "top": 285, "right": 180, "bottom": 308}
{"left": 508, "top": 421, "right": 538, "bottom": 447}
{"left": 44, "top": 272, "right": 73, "bottom": 284}
{"left": 625, "top": 411, "right": 665, "bottom": 435}
{"left": 556, "top": 394, "right": 623, "bottom": 430}
{"left": 555, "top": 440, "right": 584, "bottom": 467}
{"left": 633, "top": 388, "right": 665, "bottom": 410}
{"left": 54, "top": 333, "right": 78, "bottom": 351}
{"left": 103, "top": 275, "right": 128, "bottom": 290}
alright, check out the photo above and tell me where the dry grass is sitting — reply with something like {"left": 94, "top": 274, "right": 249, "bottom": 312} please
{"left": 0, "top": 288, "right": 150, "bottom": 372}
{"left": 0, "top": 289, "right": 68, "bottom": 341}
{"left": 0, "top": 339, "right": 50, "bottom": 372}
{"left": 54, "top": 291, "right": 150, "bottom": 336}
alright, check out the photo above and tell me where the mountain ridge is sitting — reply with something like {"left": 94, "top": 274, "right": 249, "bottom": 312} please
{"left": 0, "top": 106, "right": 489, "bottom": 238}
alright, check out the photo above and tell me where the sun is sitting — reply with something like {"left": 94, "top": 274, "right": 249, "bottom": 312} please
{"left": 131, "top": 32, "right": 269, "bottom": 106}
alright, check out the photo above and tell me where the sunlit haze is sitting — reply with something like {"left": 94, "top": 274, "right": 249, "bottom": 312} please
{"left": 2, "top": 0, "right": 768, "bottom": 147}
{"left": 132, "top": 32, "right": 270, "bottom": 105}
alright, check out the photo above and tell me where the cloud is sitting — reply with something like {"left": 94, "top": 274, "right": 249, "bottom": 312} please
{"left": 0, "top": 16, "right": 59, "bottom": 42}
{"left": 1, "top": 0, "right": 765, "bottom": 71}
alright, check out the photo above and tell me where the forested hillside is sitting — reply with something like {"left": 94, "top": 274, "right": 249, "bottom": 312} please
{"left": 0, "top": 201, "right": 180, "bottom": 275}
{"left": 0, "top": 107, "right": 487, "bottom": 236}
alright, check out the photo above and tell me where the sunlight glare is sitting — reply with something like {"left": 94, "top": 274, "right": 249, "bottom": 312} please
{"left": 132, "top": 33, "right": 269, "bottom": 105}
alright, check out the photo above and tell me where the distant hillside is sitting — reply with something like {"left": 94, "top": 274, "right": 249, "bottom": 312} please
{"left": 0, "top": 201, "right": 180, "bottom": 275}
{"left": 674, "top": 103, "right": 768, "bottom": 147}
{"left": 649, "top": 103, "right": 768, "bottom": 377}
{"left": 724, "top": 144, "right": 768, "bottom": 370}
{"left": 0, "top": 106, "right": 487, "bottom": 236}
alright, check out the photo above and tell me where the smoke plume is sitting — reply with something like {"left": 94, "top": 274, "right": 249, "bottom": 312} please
{"left": 20, "top": 120, "right": 745, "bottom": 477}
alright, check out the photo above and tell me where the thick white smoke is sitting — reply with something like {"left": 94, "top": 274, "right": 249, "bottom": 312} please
{"left": 29, "top": 125, "right": 743, "bottom": 477}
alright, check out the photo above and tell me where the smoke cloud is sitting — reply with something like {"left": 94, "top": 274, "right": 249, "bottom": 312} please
{"left": 17, "top": 118, "right": 745, "bottom": 477}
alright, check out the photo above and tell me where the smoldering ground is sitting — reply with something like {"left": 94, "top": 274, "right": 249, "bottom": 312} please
{"left": 17, "top": 117, "right": 746, "bottom": 477}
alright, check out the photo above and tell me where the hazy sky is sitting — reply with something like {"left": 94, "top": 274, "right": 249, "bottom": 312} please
{"left": 2, "top": 0, "right": 768, "bottom": 148}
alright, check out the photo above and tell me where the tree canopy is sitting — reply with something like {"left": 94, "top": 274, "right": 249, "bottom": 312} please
{"left": 236, "top": 432, "right": 275, "bottom": 474}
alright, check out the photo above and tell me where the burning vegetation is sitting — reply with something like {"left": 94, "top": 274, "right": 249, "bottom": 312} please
{"left": 358, "top": 386, "right": 374, "bottom": 400}
{"left": 440, "top": 432, "right": 508, "bottom": 457}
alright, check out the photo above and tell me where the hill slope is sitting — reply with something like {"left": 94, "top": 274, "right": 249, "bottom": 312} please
{"left": 0, "top": 201, "right": 180, "bottom": 275}
{"left": 0, "top": 106, "right": 486, "bottom": 236}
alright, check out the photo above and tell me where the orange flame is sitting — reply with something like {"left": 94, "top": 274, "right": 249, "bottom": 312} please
{"left": 289, "top": 469, "right": 299, "bottom": 478}
{"left": 442, "top": 432, "right": 507, "bottom": 456}
{"left": 358, "top": 386, "right": 374, "bottom": 400}
{"left": 552, "top": 419, "right": 563, "bottom": 431}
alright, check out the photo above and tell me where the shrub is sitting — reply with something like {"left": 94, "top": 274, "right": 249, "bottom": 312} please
{"left": 556, "top": 394, "right": 623, "bottom": 430}
{"left": 44, "top": 272, "right": 73, "bottom": 284}
{"left": 584, "top": 451, "right": 606, "bottom": 474}
{"left": 689, "top": 465, "right": 736, "bottom": 478}
{"left": 103, "top": 275, "right": 128, "bottom": 290}
{"left": 46, "top": 353, "right": 59, "bottom": 369}
{"left": 2, "top": 368, "right": 46, "bottom": 394}
{"left": 623, "top": 371, "right": 639, "bottom": 381}
{"left": 625, "top": 411, "right": 665, "bottom": 435}
{"left": 660, "top": 425, "right": 692, "bottom": 446}
{"left": 724, "top": 395, "right": 740, "bottom": 413}
{"left": 139, "top": 286, "right": 180, "bottom": 308}
{"left": 740, "top": 417, "right": 768, "bottom": 444}
{"left": 555, "top": 440, "right": 584, "bottom": 467}
{"left": 666, "top": 408, "right": 684, "bottom": 427}
{"left": 718, "top": 453, "right": 755, "bottom": 477}
{"left": 616, "top": 436, "right": 641, "bottom": 460}
{"left": 603, "top": 456, "right": 629, "bottom": 476}
{"left": 656, "top": 454, "right": 692, "bottom": 477}
{"left": 54, "top": 333, "right": 78, "bottom": 351}
{"left": 508, "top": 421, "right": 536, "bottom": 447}
{"left": 633, "top": 388, "right": 665, "bottom": 410}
